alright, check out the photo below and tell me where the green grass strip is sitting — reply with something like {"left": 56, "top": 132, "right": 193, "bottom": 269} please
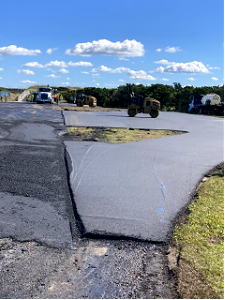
{"left": 172, "top": 168, "right": 224, "bottom": 299}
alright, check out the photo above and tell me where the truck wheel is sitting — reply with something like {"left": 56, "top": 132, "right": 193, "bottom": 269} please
{"left": 128, "top": 108, "right": 136, "bottom": 117}
{"left": 150, "top": 109, "right": 159, "bottom": 118}
{"left": 77, "top": 102, "right": 83, "bottom": 107}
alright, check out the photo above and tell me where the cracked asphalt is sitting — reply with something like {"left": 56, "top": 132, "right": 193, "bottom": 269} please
{"left": 0, "top": 102, "right": 177, "bottom": 299}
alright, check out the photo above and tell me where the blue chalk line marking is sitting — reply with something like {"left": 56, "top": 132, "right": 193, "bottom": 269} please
{"left": 158, "top": 181, "right": 165, "bottom": 220}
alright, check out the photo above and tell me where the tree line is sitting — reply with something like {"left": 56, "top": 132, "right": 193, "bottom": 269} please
{"left": 59, "top": 83, "right": 224, "bottom": 112}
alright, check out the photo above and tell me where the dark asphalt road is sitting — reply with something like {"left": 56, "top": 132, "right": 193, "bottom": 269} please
{"left": 0, "top": 102, "right": 177, "bottom": 299}
{"left": 64, "top": 110, "right": 224, "bottom": 242}
{"left": 0, "top": 103, "right": 75, "bottom": 248}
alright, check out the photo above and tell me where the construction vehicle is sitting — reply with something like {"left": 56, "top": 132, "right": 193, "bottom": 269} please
{"left": 36, "top": 87, "right": 54, "bottom": 104}
{"left": 128, "top": 97, "right": 160, "bottom": 117}
{"left": 76, "top": 94, "right": 97, "bottom": 107}
{"left": 188, "top": 93, "right": 224, "bottom": 115}
{"left": 127, "top": 86, "right": 160, "bottom": 118}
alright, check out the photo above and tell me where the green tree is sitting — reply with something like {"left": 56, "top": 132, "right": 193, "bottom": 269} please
{"left": 173, "top": 82, "right": 182, "bottom": 92}
{"left": 148, "top": 84, "right": 172, "bottom": 109}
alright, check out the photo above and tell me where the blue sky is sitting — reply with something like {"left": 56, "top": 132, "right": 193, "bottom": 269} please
{"left": 0, "top": 0, "right": 224, "bottom": 89}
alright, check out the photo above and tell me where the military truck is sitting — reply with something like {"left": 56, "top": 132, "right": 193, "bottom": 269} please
{"left": 76, "top": 94, "right": 97, "bottom": 107}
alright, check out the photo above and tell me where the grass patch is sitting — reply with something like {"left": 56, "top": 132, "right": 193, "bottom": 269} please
{"left": 169, "top": 167, "right": 224, "bottom": 299}
{"left": 65, "top": 126, "right": 184, "bottom": 143}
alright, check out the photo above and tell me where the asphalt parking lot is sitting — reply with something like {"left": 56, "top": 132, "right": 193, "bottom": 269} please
{"left": 0, "top": 103, "right": 178, "bottom": 298}
{"left": 64, "top": 110, "right": 224, "bottom": 242}
{"left": 0, "top": 102, "right": 223, "bottom": 298}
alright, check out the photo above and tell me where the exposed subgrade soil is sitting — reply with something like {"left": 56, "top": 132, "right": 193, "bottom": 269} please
{"left": 0, "top": 236, "right": 178, "bottom": 299}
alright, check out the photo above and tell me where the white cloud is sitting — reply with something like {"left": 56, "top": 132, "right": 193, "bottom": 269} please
{"left": 66, "top": 77, "right": 70, "bottom": 80}
{"left": 156, "top": 48, "right": 162, "bottom": 52}
{"left": 119, "top": 79, "right": 125, "bottom": 82}
{"left": 162, "top": 78, "right": 169, "bottom": 81}
{"left": 81, "top": 71, "right": 89, "bottom": 74}
{"left": 92, "top": 65, "right": 112, "bottom": 72}
{"left": 92, "top": 73, "right": 100, "bottom": 77}
{"left": 211, "top": 77, "right": 219, "bottom": 81}
{"left": 0, "top": 77, "right": 2, "bottom": 79}
{"left": 23, "top": 62, "right": 44, "bottom": 68}
{"left": 45, "top": 60, "right": 68, "bottom": 68}
{"left": 23, "top": 60, "right": 93, "bottom": 69}
{"left": 111, "top": 67, "right": 131, "bottom": 73}
{"left": 62, "top": 82, "right": 70, "bottom": 85}
{"left": 67, "top": 61, "right": 93, "bottom": 67}
{"left": 46, "top": 74, "right": 60, "bottom": 78}
{"left": 155, "top": 66, "right": 165, "bottom": 73}
{"left": 119, "top": 57, "right": 129, "bottom": 61}
{"left": 46, "top": 47, "right": 58, "bottom": 54}
{"left": 128, "top": 70, "right": 156, "bottom": 81}
{"left": 58, "top": 68, "right": 69, "bottom": 73}
{"left": 165, "top": 46, "right": 181, "bottom": 53}
{"left": 155, "top": 59, "right": 175, "bottom": 65}
{"left": 207, "top": 65, "right": 220, "bottom": 70}
{"left": 46, "top": 68, "right": 56, "bottom": 73}
{"left": 20, "top": 80, "right": 37, "bottom": 84}
{"left": 65, "top": 39, "right": 145, "bottom": 57}
{"left": 0, "top": 45, "right": 41, "bottom": 56}
{"left": 91, "top": 64, "right": 156, "bottom": 81}
{"left": 188, "top": 77, "right": 195, "bottom": 81}
{"left": 155, "top": 61, "right": 209, "bottom": 73}
{"left": 17, "top": 69, "right": 35, "bottom": 75}
{"left": 0, "top": 67, "right": 3, "bottom": 71}
{"left": 92, "top": 65, "right": 130, "bottom": 74}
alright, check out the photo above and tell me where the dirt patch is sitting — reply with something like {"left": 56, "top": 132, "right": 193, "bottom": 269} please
{"left": 64, "top": 126, "right": 184, "bottom": 143}
{"left": 0, "top": 237, "right": 178, "bottom": 299}
{"left": 60, "top": 105, "right": 126, "bottom": 112}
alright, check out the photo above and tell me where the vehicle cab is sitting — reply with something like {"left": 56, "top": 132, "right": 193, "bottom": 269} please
{"left": 36, "top": 87, "right": 54, "bottom": 104}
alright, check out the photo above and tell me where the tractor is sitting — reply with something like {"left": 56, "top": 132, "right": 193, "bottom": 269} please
{"left": 127, "top": 86, "right": 160, "bottom": 118}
